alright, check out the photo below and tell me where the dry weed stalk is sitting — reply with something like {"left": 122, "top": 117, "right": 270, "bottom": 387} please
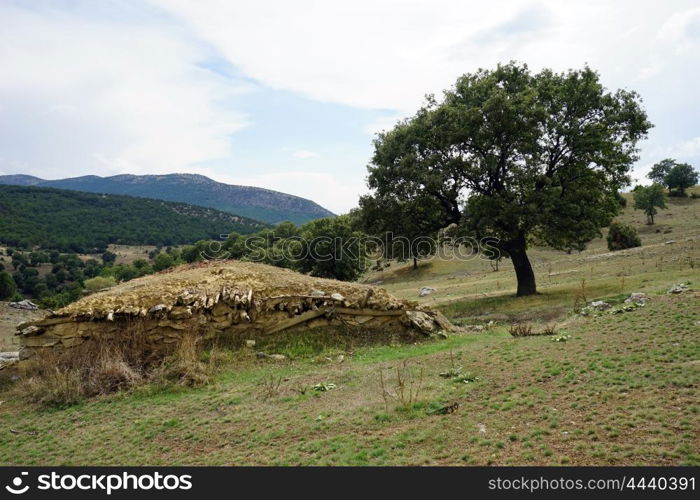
{"left": 378, "top": 360, "right": 424, "bottom": 410}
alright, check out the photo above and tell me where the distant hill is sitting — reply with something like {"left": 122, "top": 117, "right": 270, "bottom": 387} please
{"left": 0, "top": 185, "right": 269, "bottom": 252}
{"left": 0, "top": 173, "right": 335, "bottom": 225}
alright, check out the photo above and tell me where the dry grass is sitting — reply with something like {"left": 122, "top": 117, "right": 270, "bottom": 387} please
{"left": 508, "top": 323, "right": 558, "bottom": 337}
{"left": 11, "top": 323, "right": 211, "bottom": 407}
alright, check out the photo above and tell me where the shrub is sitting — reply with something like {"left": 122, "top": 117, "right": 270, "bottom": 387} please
{"left": 0, "top": 271, "right": 17, "bottom": 300}
{"left": 508, "top": 323, "right": 533, "bottom": 337}
{"left": 606, "top": 222, "right": 641, "bottom": 251}
{"left": 84, "top": 276, "right": 117, "bottom": 293}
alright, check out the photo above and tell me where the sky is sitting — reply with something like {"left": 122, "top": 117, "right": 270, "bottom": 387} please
{"left": 1, "top": 0, "right": 699, "bottom": 214}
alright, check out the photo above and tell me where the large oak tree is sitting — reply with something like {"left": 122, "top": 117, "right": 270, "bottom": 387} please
{"left": 363, "top": 63, "right": 651, "bottom": 296}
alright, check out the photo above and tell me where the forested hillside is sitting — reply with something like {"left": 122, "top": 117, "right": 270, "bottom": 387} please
{"left": 0, "top": 185, "right": 268, "bottom": 252}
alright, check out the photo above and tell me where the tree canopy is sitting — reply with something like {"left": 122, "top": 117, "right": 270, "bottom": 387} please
{"left": 647, "top": 159, "right": 676, "bottom": 185}
{"left": 362, "top": 62, "right": 652, "bottom": 296}
{"left": 633, "top": 184, "right": 667, "bottom": 224}
{"left": 647, "top": 159, "right": 698, "bottom": 196}
{"left": 665, "top": 163, "right": 698, "bottom": 196}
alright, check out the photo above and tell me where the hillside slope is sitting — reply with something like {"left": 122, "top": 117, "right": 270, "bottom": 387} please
{"left": 0, "top": 173, "right": 335, "bottom": 225}
{"left": 0, "top": 185, "right": 269, "bottom": 252}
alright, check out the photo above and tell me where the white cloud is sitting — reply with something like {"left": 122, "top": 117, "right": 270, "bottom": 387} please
{"left": 364, "top": 114, "right": 405, "bottom": 135}
{"left": 152, "top": 0, "right": 698, "bottom": 112}
{"left": 0, "top": 2, "right": 249, "bottom": 178}
{"left": 673, "top": 137, "right": 700, "bottom": 158}
{"left": 292, "top": 150, "right": 320, "bottom": 159}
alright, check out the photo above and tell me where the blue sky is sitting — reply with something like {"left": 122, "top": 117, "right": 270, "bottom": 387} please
{"left": 1, "top": 0, "right": 699, "bottom": 213}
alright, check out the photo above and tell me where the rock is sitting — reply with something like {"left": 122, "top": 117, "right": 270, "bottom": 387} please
{"left": 405, "top": 310, "right": 436, "bottom": 333}
{"left": 148, "top": 304, "right": 167, "bottom": 314}
{"left": 668, "top": 283, "right": 689, "bottom": 294}
{"left": 329, "top": 293, "right": 345, "bottom": 301}
{"left": 245, "top": 339, "right": 256, "bottom": 348}
{"left": 664, "top": 240, "right": 676, "bottom": 245}
{"left": 419, "top": 287, "right": 436, "bottom": 297}
{"left": 590, "top": 300, "right": 611, "bottom": 311}
{"left": 309, "top": 289, "right": 326, "bottom": 297}
{"left": 625, "top": 292, "right": 650, "bottom": 305}
{"left": 255, "top": 352, "right": 287, "bottom": 361}
{"left": 9, "top": 300, "right": 38, "bottom": 311}
{"left": 18, "top": 325, "right": 42, "bottom": 337}
{"left": 477, "top": 423, "right": 487, "bottom": 433}
{"left": 0, "top": 352, "right": 19, "bottom": 361}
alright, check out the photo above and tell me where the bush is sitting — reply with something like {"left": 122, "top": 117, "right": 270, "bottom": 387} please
{"left": 0, "top": 271, "right": 17, "bottom": 300}
{"left": 84, "top": 276, "right": 117, "bottom": 293}
{"left": 606, "top": 222, "right": 641, "bottom": 251}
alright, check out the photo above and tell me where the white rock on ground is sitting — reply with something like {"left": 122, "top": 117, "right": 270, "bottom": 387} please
{"left": 590, "top": 300, "right": 611, "bottom": 310}
{"left": 9, "top": 300, "right": 38, "bottom": 311}
{"left": 625, "top": 292, "right": 650, "bottom": 304}
{"left": 419, "top": 287, "right": 436, "bottom": 297}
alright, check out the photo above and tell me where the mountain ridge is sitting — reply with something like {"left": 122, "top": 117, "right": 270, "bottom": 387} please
{"left": 0, "top": 173, "right": 335, "bottom": 225}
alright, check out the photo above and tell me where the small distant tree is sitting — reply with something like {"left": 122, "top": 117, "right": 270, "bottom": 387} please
{"left": 633, "top": 184, "right": 667, "bottom": 224}
{"left": 647, "top": 158, "right": 676, "bottom": 185}
{"left": 153, "top": 253, "right": 175, "bottom": 272}
{"left": 101, "top": 251, "right": 117, "bottom": 265}
{"left": 273, "top": 222, "right": 300, "bottom": 239}
{"left": 0, "top": 271, "right": 17, "bottom": 300}
{"left": 665, "top": 163, "right": 698, "bottom": 197}
{"left": 607, "top": 222, "right": 641, "bottom": 251}
{"left": 354, "top": 193, "right": 444, "bottom": 269}
{"left": 296, "top": 215, "right": 368, "bottom": 281}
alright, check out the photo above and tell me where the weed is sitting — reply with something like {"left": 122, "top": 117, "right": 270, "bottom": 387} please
{"left": 378, "top": 360, "right": 424, "bottom": 411}
{"left": 259, "top": 374, "right": 283, "bottom": 400}
{"left": 311, "top": 382, "right": 337, "bottom": 392}
{"left": 509, "top": 324, "right": 533, "bottom": 337}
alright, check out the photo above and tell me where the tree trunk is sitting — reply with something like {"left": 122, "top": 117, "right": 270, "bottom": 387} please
{"left": 504, "top": 236, "right": 537, "bottom": 296}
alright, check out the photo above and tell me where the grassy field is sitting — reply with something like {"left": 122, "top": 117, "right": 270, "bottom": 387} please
{"left": 0, "top": 192, "right": 698, "bottom": 465}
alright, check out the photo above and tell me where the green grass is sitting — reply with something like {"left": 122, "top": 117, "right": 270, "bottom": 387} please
{"left": 1, "top": 292, "right": 697, "bottom": 465}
